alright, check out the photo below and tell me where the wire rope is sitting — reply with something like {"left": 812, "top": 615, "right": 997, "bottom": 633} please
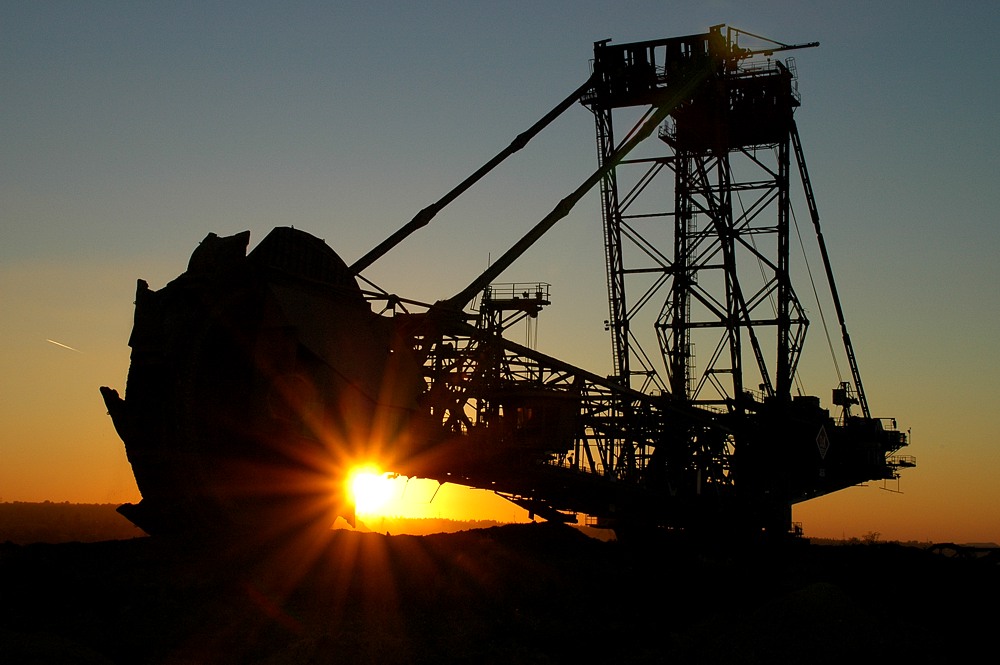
{"left": 790, "top": 205, "right": 843, "bottom": 384}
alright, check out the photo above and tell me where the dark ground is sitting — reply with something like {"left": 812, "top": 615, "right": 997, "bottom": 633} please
{"left": 1, "top": 522, "right": 997, "bottom": 664}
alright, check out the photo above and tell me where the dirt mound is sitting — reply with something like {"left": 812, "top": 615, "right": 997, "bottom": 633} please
{"left": 1, "top": 524, "right": 995, "bottom": 664}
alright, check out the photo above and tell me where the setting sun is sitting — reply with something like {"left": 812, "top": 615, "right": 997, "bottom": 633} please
{"left": 347, "top": 466, "right": 397, "bottom": 515}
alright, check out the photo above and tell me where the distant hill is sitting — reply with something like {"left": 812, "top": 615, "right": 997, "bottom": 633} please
{"left": 1, "top": 503, "right": 589, "bottom": 544}
{"left": 353, "top": 514, "right": 616, "bottom": 541}
{"left": 5, "top": 503, "right": 987, "bottom": 549}
{"left": 0, "top": 502, "right": 144, "bottom": 544}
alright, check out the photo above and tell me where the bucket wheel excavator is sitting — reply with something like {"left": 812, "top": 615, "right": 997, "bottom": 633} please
{"left": 101, "top": 25, "right": 912, "bottom": 542}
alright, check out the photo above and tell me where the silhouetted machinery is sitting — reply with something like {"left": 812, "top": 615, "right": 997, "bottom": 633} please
{"left": 101, "top": 25, "right": 913, "bottom": 541}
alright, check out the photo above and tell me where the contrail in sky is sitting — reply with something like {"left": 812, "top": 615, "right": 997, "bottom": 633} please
{"left": 46, "top": 338, "right": 81, "bottom": 353}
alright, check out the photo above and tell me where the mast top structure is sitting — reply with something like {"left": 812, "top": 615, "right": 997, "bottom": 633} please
{"left": 584, "top": 24, "right": 817, "bottom": 112}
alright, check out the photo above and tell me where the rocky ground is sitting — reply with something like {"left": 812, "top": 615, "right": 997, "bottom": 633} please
{"left": 1, "top": 523, "right": 996, "bottom": 664}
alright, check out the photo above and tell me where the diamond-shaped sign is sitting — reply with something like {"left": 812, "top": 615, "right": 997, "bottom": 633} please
{"left": 816, "top": 426, "right": 830, "bottom": 460}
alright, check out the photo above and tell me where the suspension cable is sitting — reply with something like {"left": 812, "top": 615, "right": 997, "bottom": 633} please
{"left": 790, "top": 205, "right": 843, "bottom": 384}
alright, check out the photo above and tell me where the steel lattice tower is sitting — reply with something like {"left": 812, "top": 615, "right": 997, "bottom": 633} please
{"left": 586, "top": 28, "right": 809, "bottom": 414}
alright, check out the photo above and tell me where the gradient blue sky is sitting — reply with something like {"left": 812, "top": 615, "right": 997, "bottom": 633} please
{"left": 3, "top": 1, "right": 998, "bottom": 543}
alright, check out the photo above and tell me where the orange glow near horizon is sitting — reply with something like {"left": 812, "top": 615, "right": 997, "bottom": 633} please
{"left": 332, "top": 460, "right": 533, "bottom": 526}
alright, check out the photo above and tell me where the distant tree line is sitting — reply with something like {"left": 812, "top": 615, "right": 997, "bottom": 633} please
{"left": 0, "top": 502, "right": 521, "bottom": 544}
{"left": 0, "top": 502, "right": 144, "bottom": 544}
